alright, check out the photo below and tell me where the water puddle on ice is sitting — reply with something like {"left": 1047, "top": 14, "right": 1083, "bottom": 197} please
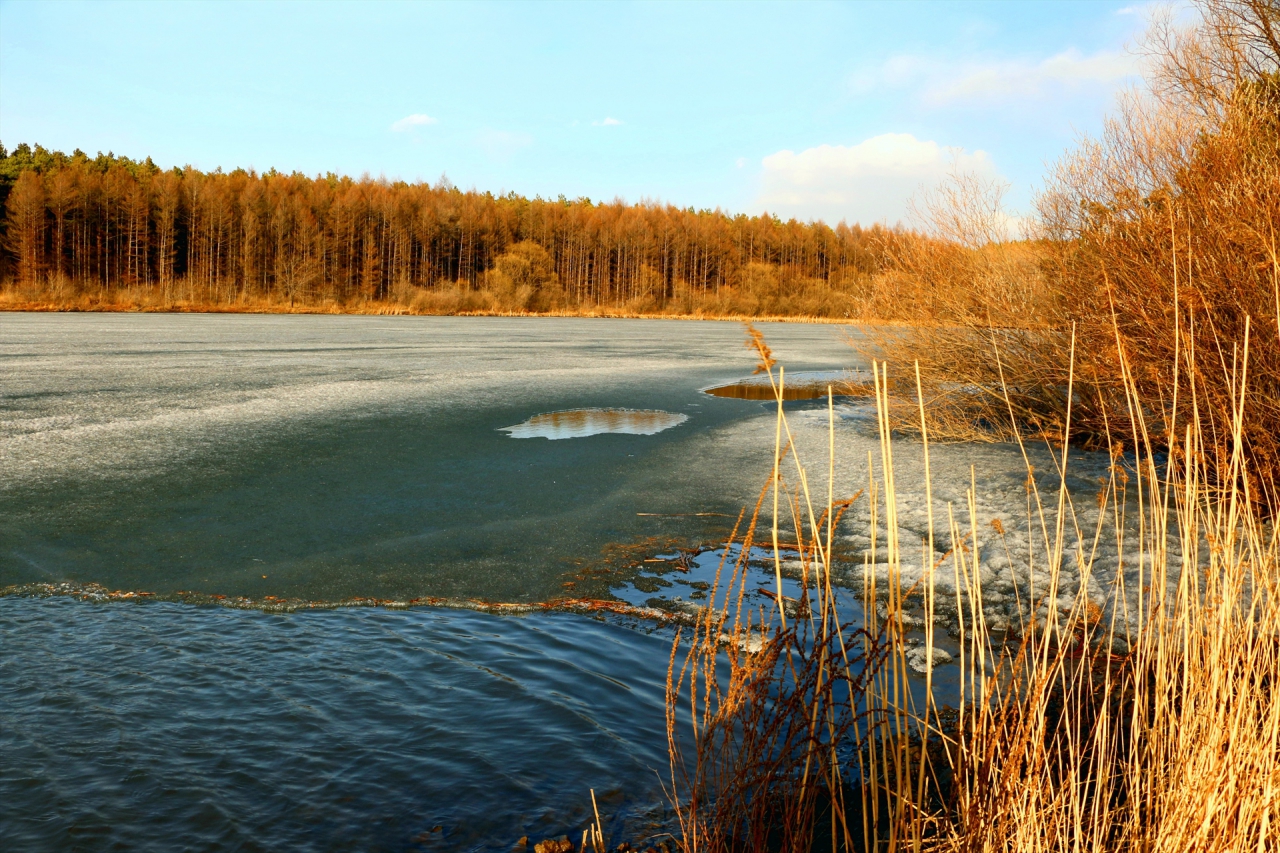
{"left": 702, "top": 370, "right": 867, "bottom": 400}
{"left": 499, "top": 408, "right": 688, "bottom": 440}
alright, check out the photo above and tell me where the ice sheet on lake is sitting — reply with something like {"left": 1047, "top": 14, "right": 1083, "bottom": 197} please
{"left": 2, "top": 313, "right": 1184, "bottom": 631}
{"left": 693, "top": 401, "right": 1186, "bottom": 646}
{"left": 0, "top": 314, "right": 852, "bottom": 490}
{"left": 0, "top": 314, "right": 870, "bottom": 601}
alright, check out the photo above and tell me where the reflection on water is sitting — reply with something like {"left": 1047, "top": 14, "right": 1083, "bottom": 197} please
{"left": 500, "top": 408, "right": 688, "bottom": 440}
{"left": 702, "top": 370, "right": 866, "bottom": 401}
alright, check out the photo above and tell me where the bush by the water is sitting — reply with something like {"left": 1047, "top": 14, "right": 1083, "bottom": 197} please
{"left": 868, "top": 0, "right": 1280, "bottom": 498}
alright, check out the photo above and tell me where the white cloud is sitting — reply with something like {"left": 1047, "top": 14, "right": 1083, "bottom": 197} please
{"left": 851, "top": 48, "right": 1139, "bottom": 106}
{"left": 390, "top": 114, "right": 438, "bottom": 132}
{"left": 1114, "top": 2, "right": 1160, "bottom": 16}
{"left": 927, "top": 49, "right": 1138, "bottom": 103}
{"left": 592, "top": 117, "right": 623, "bottom": 126}
{"left": 757, "top": 132, "right": 1000, "bottom": 227}
{"left": 478, "top": 129, "right": 533, "bottom": 162}
{"left": 1116, "top": 2, "right": 1199, "bottom": 23}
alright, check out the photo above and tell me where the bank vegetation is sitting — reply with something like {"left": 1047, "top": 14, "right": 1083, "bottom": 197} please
{"left": 871, "top": 0, "right": 1279, "bottom": 500}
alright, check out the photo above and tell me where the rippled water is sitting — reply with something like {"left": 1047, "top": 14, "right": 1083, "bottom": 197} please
{"left": 0, "top": 597, "right": 677, "bottom": 851}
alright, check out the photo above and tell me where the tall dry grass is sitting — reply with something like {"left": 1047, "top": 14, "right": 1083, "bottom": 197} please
{"left": 665, "top": 363, "right": 884, "bottom": 851}
{"left": 666, "top": 315, "right": 1280, "bottom": 851}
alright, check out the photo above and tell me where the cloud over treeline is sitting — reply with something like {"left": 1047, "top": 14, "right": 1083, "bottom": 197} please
{"left": 757, "top": 132, "right": 1000, "bottom": 227}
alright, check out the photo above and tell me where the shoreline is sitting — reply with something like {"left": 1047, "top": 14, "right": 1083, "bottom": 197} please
{"left": 0, "top": 297, "right": 930, "bottom": 328}
{"left": 0, "top": 300, "right": 1053, "bottom": 332}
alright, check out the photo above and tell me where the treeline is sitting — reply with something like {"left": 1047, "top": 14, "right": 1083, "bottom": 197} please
{"left": 0, "top": 142, "right": 903, "bottom": 317}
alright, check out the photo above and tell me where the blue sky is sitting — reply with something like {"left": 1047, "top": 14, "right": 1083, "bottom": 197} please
{"left": 0, "top": 0, "right": 1157, "bottom": 227}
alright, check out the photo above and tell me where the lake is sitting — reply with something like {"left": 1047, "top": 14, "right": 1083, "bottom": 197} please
{"left": 0, "top": 313, "right": 1136, "bottom": 850}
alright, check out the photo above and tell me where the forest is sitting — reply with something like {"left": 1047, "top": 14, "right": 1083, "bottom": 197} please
{"left": 0, "top": 143, "right": 918, "bottom": 318}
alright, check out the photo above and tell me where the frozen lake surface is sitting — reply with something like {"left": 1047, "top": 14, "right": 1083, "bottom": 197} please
{"left": 1, "top": 314, "right": 857, "bottom": 603}
{"left": 0, "top": 313, "right": 1147, "bottom": 850}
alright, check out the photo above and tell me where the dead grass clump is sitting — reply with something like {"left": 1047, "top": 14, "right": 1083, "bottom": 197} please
{"left": 917, "top": 336, "right": 1280, "bottom": 852}
{"left": 404, "top": 281, "right": 494, "bottom": 314}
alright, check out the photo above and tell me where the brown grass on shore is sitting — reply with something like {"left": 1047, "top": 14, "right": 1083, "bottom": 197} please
{"left": 0, "top": 279, "right": 920, "bottom": 326}
{"left": 0, "top": 279, "right": 880, "bottom": 322}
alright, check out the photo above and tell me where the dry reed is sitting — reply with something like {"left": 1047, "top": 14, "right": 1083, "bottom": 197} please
{"left": 665, "top": 355, "right": 887, "bottom": 852}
